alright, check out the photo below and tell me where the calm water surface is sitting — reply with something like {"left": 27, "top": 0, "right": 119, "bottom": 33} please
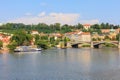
{"left": 0, "top": 48, "right": 120, "bottom": 80}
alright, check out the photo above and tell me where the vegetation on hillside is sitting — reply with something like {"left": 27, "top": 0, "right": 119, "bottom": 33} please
{"left": 0, "top": 22, "right": 119, "bottom": 50}
{"left": 0, "top": 23, "right": 119, "bottom": 34}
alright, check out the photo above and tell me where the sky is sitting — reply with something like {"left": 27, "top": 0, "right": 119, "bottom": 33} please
{"left": 0, "top": 0, "right": 120, "bottom": 25}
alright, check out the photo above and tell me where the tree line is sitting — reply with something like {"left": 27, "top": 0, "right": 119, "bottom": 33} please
{"left": 0, "top": 23, "right": 119, "bottom": 34}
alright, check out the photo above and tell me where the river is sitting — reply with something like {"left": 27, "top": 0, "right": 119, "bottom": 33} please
{"left": 0, "top": 48, "right": 120, "bottom": 80}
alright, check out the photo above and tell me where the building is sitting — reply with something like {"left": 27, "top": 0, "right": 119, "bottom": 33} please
{"left": 65, "top": 31, "right": 91, "bottom": 42}
{"left": 0, "top": 34, "right": 11, "bottom": 49}
{"left": 65, "top": 31, "right": 82, "bottom": 42}
{"left": 83, "top": 24, "right": 91, "bottom": 30}
{"left": 49, "top": 33, "right": 63, "bottom": 40}
{"left": 80, "top": 32, "right": 91, "bottom": 42}
{"left": 101, "top": 28, "right": 120, "bottom": 34}
{"left": 31, "top": 31, "right": 39, "bottom": 35}
{"left": 101, "top": 29, "right": 110, "bottom": 33}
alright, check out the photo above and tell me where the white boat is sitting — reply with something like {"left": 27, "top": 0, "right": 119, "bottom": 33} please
{"left": 14, "top": 46, "right": 42, "bottom": 52}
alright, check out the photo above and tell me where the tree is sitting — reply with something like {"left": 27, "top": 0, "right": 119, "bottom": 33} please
{"left": 76, "top": 23, "right": 83, "bottom": 29}
{"left": 34, "top": 34, "right": 40, "bottom": 44}
{"left": 7, "top": 40, "right": 17, "bottom": 50}
{"left": 104, "top": 35, "right": 111, "bottom": 41}
{"left": 64, "top": 37, "right": 67, "bottom": 47}
{"left": 0, "top": 41, "right": 3, "bottom": 49}
{"left": 61, "top": 24, "right": 72, "bottom": 33}
{"left": 36, "top": 40, "right": 49, "bottom": 49}
{"left": 116, "top": 33, "right": 120, "bottom": 41}
{"left": 54, "top": 23, "right": 61, "bottom": 31}
{"left": 11, "top": 30, "right": 33, "bottom": 46}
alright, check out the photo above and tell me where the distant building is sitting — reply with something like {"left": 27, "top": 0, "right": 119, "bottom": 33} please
{"left": 65, "top": 31, "right": 91, "bottom": 42}
{"left": 101, "top": 28, "right": 119, "bottom": 34}
{"left": 83, "top": 24, "right": 91, "bottom": 30}
{"left": 65, "top": 31, "right": 82, "bottom": 41}
{"left": 80, "top": 32, "right": 91, "bottom": 42}
{"left": 31, "top": 30, "right": 39, "bottom": 35}
{"left": 0, "top": 34, "right": 11, "bottom": 49}
{"left": 101, "top": 29, "right": 110, "bottom": 33}
{"left": 49, "top": 33, "right": 63, "bottom": 40}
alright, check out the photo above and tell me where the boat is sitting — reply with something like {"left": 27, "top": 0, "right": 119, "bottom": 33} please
{"left": 14, "top": 46, "right": 42, "bottom": 52}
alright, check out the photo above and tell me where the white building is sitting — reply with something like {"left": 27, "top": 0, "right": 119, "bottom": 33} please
{"left": 80, "top": 32, "right": 91, "bottom": 42}
{"left": 83, "top": 24, "right": 91, "bottom": 30}
{"left": 31, "top": 30, "right": 39, "bottom": 35}
{"left": 65, "top": 31, "right": 91, "bottom": 42}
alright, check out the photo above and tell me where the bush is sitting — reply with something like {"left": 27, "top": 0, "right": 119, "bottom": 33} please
{"left": 7, "top": 41, "right": 17, "bottom": 50}
{"left": 82, "top": 44, "right": 90, "bottom": 47}
{"left": 36, "top": 40, "right": 50, "bottom": 49}
{"left": 0, "top": 41, "right": 3, "bottom": 49}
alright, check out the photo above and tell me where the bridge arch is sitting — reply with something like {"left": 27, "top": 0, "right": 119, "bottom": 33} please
{"left": 71, "top": 42, "right": 91, "bottom": 48}
{"left": 93, "top": 41, "right": 118, "bottom": 48}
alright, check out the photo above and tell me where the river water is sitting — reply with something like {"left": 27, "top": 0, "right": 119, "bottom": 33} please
{"left": 0, "top": 48, "right": 120, "bottom": 80}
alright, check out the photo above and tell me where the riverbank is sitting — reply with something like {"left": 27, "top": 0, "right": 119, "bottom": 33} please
{"left": 0, "top": 48, "right": 9, "bottom": 54}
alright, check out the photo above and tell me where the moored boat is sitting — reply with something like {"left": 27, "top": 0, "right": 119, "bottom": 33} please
{"left": 14, "top": 46, "right": 42, "bottom": 52}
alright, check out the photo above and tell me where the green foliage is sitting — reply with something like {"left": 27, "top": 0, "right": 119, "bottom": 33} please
{"left": 91, "top": 23, "right": 119, "bottom": 29}
{"left": 105, "top": 43, "right": 116, "bottom": 47}
{"left": 41, "top": 36, "right": 48, "bottom": 40}
{"left": 11, "top": 30, "right": 33, "bottom": 46}
{"left": 61, "top": 24, "right": 72, "bottom": 33}
{"left": 0, "top": 41, "right": 3, "bottom": 49}
{"left": 34, "top": 34, "right": 40, "bottom": 44}
{"left": 104, "top": 35, "right": 111, "bottom": 41}
{"left": 82, "top": 44, "right": 90, "bottom": 47}
{"left": 36, "top": 40, "right": 50, "bottom": 49}
{"left": 50, "top": 37, "right": 55, "bottom": 44}
{"left": 7, "top": 40, "right": 17, "bottom": 50}
{"left": 98, "top": 37, "right": 101, "bottom": 41}
{"left": 0, "top": 23, "right": 119, "bottom": 34}
{"left": 76, "top": 23, "right": 83, "bottom": 29}
{"left": 92, "top": 38, "right": 97, "bottom": 41}
{"left": 82, "top": 28, "right": 88, "bottom": 32}
{"left": 116, "top": 33, "right": 120, "bottom": 41}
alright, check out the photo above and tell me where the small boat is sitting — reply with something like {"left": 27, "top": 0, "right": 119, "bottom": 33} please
{"left": 30, "top": 48, "right": 42, "bottom": 51}
{"left": 14, "top": 46, "right": 42, "bottom": 52}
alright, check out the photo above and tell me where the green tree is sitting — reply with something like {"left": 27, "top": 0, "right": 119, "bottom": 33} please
{"left": 34, "top": 34, "right": 40, "bottom": 44}
{"left": 54, "top": 23, "right": 61, "bottom": 32}
{"left": 11, "top": 30, "right": 33, "bottom": 46}
{"left": 0, "top": 41, "right": 3, "bottom": 49}
{"left": 116, "top": 33, "right": 120, "bottom": 41}
{"left": 7, "top": 40, "right": 18, "bottom": 50}
{"left": 36, "top": 40, "right": 50, "bottom": 49}
{"left": 76, "top": 23, "right": 83, "bottom": 29}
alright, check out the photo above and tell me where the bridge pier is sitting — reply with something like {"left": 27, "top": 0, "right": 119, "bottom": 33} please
{"left": 91, "top": 41, "right": 93, "bottom": 48}
{"left": 118, "top": 42, "right": 120, "bottom": 49}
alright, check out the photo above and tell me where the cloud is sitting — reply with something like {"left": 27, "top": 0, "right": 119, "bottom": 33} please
{"left": 79, "top": 19, "right": 99, "bottom": 24}
{"left": 38, "top": 12, "right": 46, "bottom": 17}
{"left": 7, "top": 12, "right": 99, "bottom": 25}
{"left": 0, "top": 23, "right": 3, "bottom": 26}
{"left": 8, "top": 12, "right": 80, "bottom": 25}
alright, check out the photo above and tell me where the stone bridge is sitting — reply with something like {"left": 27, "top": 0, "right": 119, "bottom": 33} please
{"left": 70, "top": 41, "right": 120, "bottom": 48}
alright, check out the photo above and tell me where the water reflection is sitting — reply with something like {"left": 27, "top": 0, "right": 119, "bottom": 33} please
{"left": 0, "top": 48, "right": 120, "bottom": 80}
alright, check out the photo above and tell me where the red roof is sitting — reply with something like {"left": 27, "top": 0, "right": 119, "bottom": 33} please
{"left": 83, "top": 24, "right": 91, "bottom": 26}
{"left": 0, "top": 36, "right": 10, "bottom": 43}
{"left": 81, "top": 32, "right": 90, "bottom": 35}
